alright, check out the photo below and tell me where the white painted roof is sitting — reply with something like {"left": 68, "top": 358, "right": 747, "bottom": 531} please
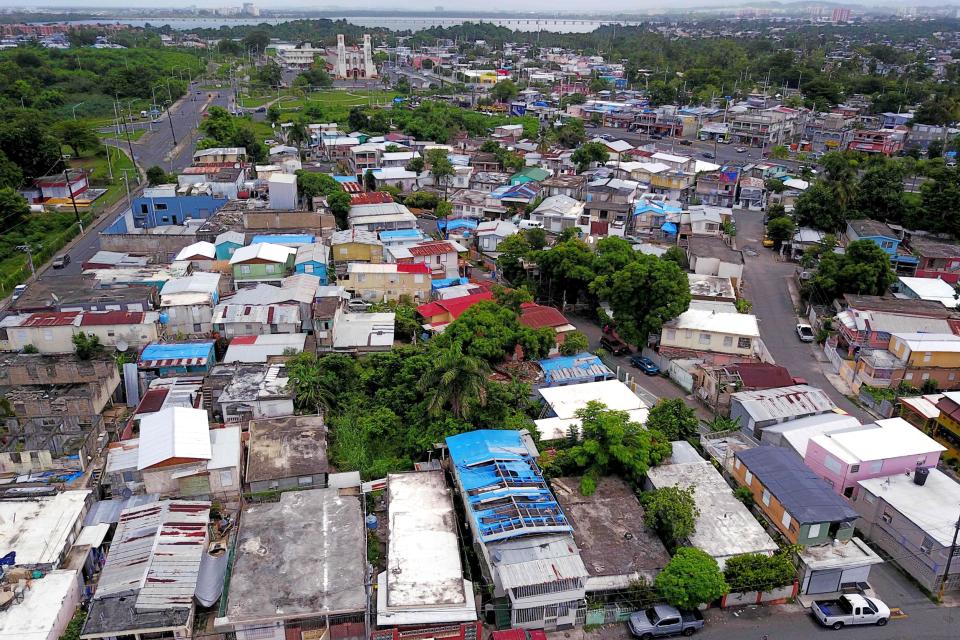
{"left": 0, "top": 569, "right": 81, "bottom": 640}
{"left": 268, "top": 172, "right": 296, "bottom": 184}
{"left": 160, "top": 272, "right": 221, "bottom": 296}
{"left": 858, "top": 468, "right": 960, "bottom": 546}
{"left": 898, "top": 276, "right": 958, "bottom": 308}
{"left": 651, "top": 151, "right": 690, "bottom": 165}
{"left": 0, "top": 491, "right": 91, "bottom": 567}
{"left": 208, "top": 426, "right": 242, "bottom": 470}
{"left": 229, "top": 242, "right": 296, "bottom": 265}
{"left": 538, "top": 379, "right": 647, "bottom": 420}
{"left": 333, "top": 312, "right": 395, "bottom": 349}
{"left": 667, "top": 307, "right": 760, "bottom": 337}
{"left": 536, "top": 408, "right": 649, "bottom": 441}
{"left": 761, "top": 413, "right": 862, "bottom": 457}
{"left": 137, "top": 407, "right": 212, "bottom": 470}
{"left": 811, "top": 417, "right": 945, "bottom": 465}
{"left": 892, "top": 332, "right": 960, "bottom": 353}
{"left": 175, "top": 241, "right": 216, "bottom": 261}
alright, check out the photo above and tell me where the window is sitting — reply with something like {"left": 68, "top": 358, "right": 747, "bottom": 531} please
{"left": 298, "top": 476, "right": 313, "bottom": 486}
{"left": 869, "top": 460, "right": 883, "bottom": 473}
{"left": 922, "top": 373, "right": 930, "bottom": 381}
{"left": 121, "top": 470, "right": 138, "bottom": 482}
{"left": 920, "top": 535, "right": 935, "bottom": 555}
{"left": 304, "top": 264, "right": 314, "bottom": 273}
{"left": 340, "top": 247, "right": 348, "bottom": 255}
{"left": 240, "top": 265, "right": 251, "bottom": 274}
{"left": 42, "top": 329, "right": 54, "bottom": 341}
{"left": 863, "top": 492, "right": 876, "bottom": 504}
{"left": 781, "top": 511, "right": 792, "bottom": 530}
{"left": 850, "top": 464, "right": 860, "bottom": 473}
{"left": 666, "top": 329, "right": 677, "bottom": 341}
{"left": 699, "top": 333, "right": 712, "bottom": 345}
{"left": 242, "top": 625, "right": 279, "bottom": 640}
{"left": 924, "top": 352, "right": 932, "bottom": 363}
{"left": 265, "top": 264, "right": 277, "bottom": 274}
{"left": 723, "top": 336, "right": 733, "bottom": 347}
{"left": 808, "top": 523, "right": 822, "bottom": 539}
{"left": 761, "top": 489, "right": 771, "bottom": 506}
{"left": 155, "top": 203, "right": 168, "bottom": 211}
{"left": 229, "top": 247, "right": 236, "bottom": 255}
{"left": 823, "top": 454, "right": 842, "bottom": 474}
{"left": 744, "top": 470, "right": 753, "bottom": 486}
{"left": 734, "top": 458, "right": 741, "bottom": 470}
{"left": 881, "top": 509, "right": 893, "bottom": 524}
{"left": 219, "top": 470, "right": 234, "bottom": 487}
{"left": 905, "top": 372, "right": 914, "bottom": 381}
{"left": 843, "top": 486, "right": 854, "bottom": 498}
{"left": 738, "top": 337, "right": 752, "bottom": 349}
{"left": 269, "top": 481, "right": 280, "bottom": 490}
{"left": 951, "top": 373, "right": 957, "bottom": 381}
{"left": 193, "top": 323, "right": 202, "bottom": 332}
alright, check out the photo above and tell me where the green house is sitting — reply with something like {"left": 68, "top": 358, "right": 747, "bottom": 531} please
{"left": 228, "top": 242, "right": 296, "bottom": 286}
{"left": 509, "top": 166, "right": 551, "bottom": 185}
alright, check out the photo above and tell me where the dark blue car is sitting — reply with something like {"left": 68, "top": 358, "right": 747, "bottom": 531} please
{"left": 630, "top": 355, "right": 660, "bottom": 375}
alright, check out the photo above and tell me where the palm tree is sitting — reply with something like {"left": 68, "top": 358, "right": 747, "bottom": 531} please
{"left": 286, "top": 120, "right": 309, "bottom": 160}
{"left": 419, "top": 342, "right": 490, "bottom": 420}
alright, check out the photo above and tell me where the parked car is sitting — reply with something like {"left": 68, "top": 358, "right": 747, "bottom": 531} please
{"left": 678, "top": 139, "right": 692, "bottom": 146}
{"left": 701, "top": 151, "right": 716, "bottom": 159}
{"left": 811, "top": 594, "right": 890, "bottom": 629}
{"left": 255, "top": 106, "right": 267, "bottom": 113}
{"left": 600, "top": 336, "right": 631, "bottom": 356}
{"left": 630, "top": 355, "right": 660, "bottom": 375}
{"left": 628, "top": 605, "right": 704, "bottom": 639}
{"left": 51, "top": 254, "right": 70, "bottom": 269}
{"left": 12, "top": 284, "right": 27, "bottom": 301}
{"left": 346, "top": 298, "right": 371, "bottom": 312}
{"left": 735, "top": 146, "right": 748, "bottom": 153}
{"left": 649, "top": 133, "right": 664, "bottom": 140}
{"left": 796, "top": 323, "right": 815, "bottom": 342}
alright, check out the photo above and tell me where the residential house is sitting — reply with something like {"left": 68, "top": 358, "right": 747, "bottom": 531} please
{"left": 1, "top": 310, "right": 160, "bottom": 354}
{"left": 446, "top": 430, "right": 587, "bottom": 630}
{"left": 931, "top": 391, "right": 960, "bottom": 451}
{"left": 138, "top": 341, "right": 216, "bottom": 378}
{"left": 0, "top": 490, "right": 91, "bottom": 571}
{"left": 377, "top": 472, "right": 477, "bottom": 627}
{"left": 211, "top": 303, "right": 301, "bottom": 338}
{"left": 645, "top": 441, "right": 778, "bottom": 568}
{"left": 888, "top": 332, "right": 960, "bottom": 390}
{"left": 686, "top": 206, "right": 728, "bottom": 238}
{"left": 23, "top": 169, "right": 89, "bottom": 204}
{"left": 854, "top": 468, "right": 960, "bottom": 593}
{"left": 832, "top": 304, "right": 952, "bottom": 357}
{"left": 417, "top": 291, "right": 494, "bottom": 332}
{"left": 372, "top": 167, "right": 422, "bottom": 191}
{"left": 344, "top": 263, "right": 431, "bottom": 302}
{"left": 756, "top": 413, "right": 863, "bottom": 460}
{"left": 9, "top": 274, "right": 157, "bottom": 314}
{"left": 529, "top": 194, "right": 587, "bottom": 234}
{"left": 552, "top": 476, "right": 670, "bottom": 593}
{"left": 218, "top": 489, "right": 367, "bottom": 640}
{"left": 80, "top": 501, "right": 210, "bottom": 640}
{"left": 909, "top": 237, "right": 960, "bottom": 283}
{"left": 177, "top": 166, "right": 246, "bottom": 199}
{"left": 845, "top": 128, "right": 905, "bottom": 156}
{"left": 660, "top": 306, "right": 761, "bottom": 358}
{"left": 688, "top": 274, "right": 737, "bottom": 303}
{"left": 209, "top": 363, "right": 294, "bottom": 424}
{"left": 494, "top": 183, "right": 542, "bottom": 209}
{"left": 350, "top": 142, "right": 382, "bottom": 176}
{"left": 294, "top": 243, "right": 330, "bottom": 284}
{"left": 471, "top": 171, "right": 511, "bottom": 192}
{"left": 476, "top": 220, "right": 519, "bottom": 256}
{"left": 583, "top": 178, "right": 639, "bottom": 236}
{"left": 245, "top": 415, "right": 328, "bottom": 494}
{"left": 129, "top": 184, "right": 227, "bottom": 229}
{"left": 695, "top": 168, "right": 740, "bottom": 208}
{"left": 214, "top": 230, "right": 244, "bottom": 260}
{"left": 896, "top": 276, "right": 957, "bottom": 309}
{"left": 0, "top": 568, "right": 83, "bottom": 640}
{"left": 730, "top": 384, "right": 837, "bottom": 441}
{"left": 732, "top": 447, "right": 859, "bottom": 546}
{"left": 193, "top": 147, "right": 247, "bottom": 164}
{"left": 537, "top": 353, "right": 614, "bottom": 388}
{"left": 330, "top": 309, "right": 395, "bottom": 353}
{"left": 330, "top": 229, "right": 383, "bottom": 267}
{"left": 159, "top": 272, "right": 221, "bottom": 336}
{"left": 520, "top": 302, "right": 578, "bottom": 349}
{"left": 535, "top": 379, "right": 648, "bottom": 442}
{"left": 348, "top": 202, "right": 418, "bottom": 232}
{"left": 805, "top": 417, "right": 946, "bottom": 498}
{"left": 221, "top": 333, "right": 307, "bottom": 364}
{"left": 846, "top": 219, "right": 917, "bottom": 273}
{"left": 686, "top": 237, "right": 744, "bottom": 287}
{"left": 510, "top": 166, "right": 551, "bottom": 185}
{"left": 540, "top": 174, "right": 587, "bottom": 200}
{"left": 694, "top": 362, "right": 796, "bottom": 416}
{"left": 404, "top": 240, "right": 462, "bottom": 279}
{"left": 737, "top": 176, "right": 766, "bottom": 210}
{"left": 229, "top": 243, "right": 296, "bottom": 287}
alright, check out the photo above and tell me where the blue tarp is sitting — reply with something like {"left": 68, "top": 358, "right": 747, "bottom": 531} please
{"left": 432, "top": 277, "right": 469, "bottom": 290}
{"left": 139, "top": 341, "right": 214, "bottom": 362}
{"left": 661, "top": 221, "right": 678, "bottom": 234}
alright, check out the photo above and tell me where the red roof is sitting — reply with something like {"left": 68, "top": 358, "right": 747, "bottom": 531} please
{"left": 136, "top": 388, "right": 169, "bottom": 415}
{"left": 417, "top": 291, "right": 494, "bottom": 321}
{"left": 396, "top": 263, "right": 431, "bottom": 274}
{"left": 79, "top": 310, "right": 146, "bottom": 326}
{"left": 350, "top": 191, "right": 395, "bottom": 205}
{"left": 21, "top": 311, "right": 80, "bottom": 327}
{"left": 731, "top": 362, "right": 794, "bottom": 389}
{"left": 340, "top": 181, "right": 363, "bottom": 193}
{"left": 519, "top": 303, "right": 569, "bottom": 329}
{"left": 408, "top": 241, "right": 455, "bottom": 257}
{"left": 229, "top": 335, "right": 258, "bottom": 345}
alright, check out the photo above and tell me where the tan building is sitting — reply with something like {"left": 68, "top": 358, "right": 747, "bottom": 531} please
{"left": 344, "top": 262, "right": 431, "bottom": 303}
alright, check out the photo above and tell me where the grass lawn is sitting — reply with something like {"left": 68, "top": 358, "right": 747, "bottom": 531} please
{"left": 97, "top": 128, "right": 147, "bottom": 142}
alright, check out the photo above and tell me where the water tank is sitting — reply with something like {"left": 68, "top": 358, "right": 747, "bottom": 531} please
{"left": 365, "top": 514, "right": 379, "bottom": 530}
{"left": 158, "top": 312, "right": 170, "bottom": 325}
{"left": 914, "top": 466, "right": 929, "bottom": 486}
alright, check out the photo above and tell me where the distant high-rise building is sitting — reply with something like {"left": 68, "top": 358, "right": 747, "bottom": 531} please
{"left": 831, "top": 7, "right": 851, "bottom": 23}
{"left": 243, "top": 3, "right": 259, "bottom": 17}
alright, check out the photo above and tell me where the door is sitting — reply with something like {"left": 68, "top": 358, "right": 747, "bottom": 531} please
{"left": 658, "top": 617, "right": 682, "bottom": 634}
{"left": 807, "top": 568, "right": 843, "bottom": 594}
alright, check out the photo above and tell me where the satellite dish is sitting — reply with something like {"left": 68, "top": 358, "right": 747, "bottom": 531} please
{"left": 234, "top": 162, "right": 240, "bottom": 169}
{"left": 115, "top": 339, "right": 129, "bottom": 353}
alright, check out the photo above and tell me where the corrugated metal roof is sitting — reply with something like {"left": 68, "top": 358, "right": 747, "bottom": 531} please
{"left": 538, "top": 353, "right": 613, "bottom": 385}
{"left": 94, "top": 501, "right": 210, "bottom": 610}
{"left": 83, "top": 495, "right": 160, "bottom": 526}
{"left": 731, "top": 385, "right": 835, "bottom": 423}
{"left": 496, "top": 555, "right": 588, "bottom": 589}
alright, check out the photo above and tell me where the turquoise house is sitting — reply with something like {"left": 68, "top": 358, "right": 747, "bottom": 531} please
{"left": 509, "top": 166, "right": 550, "bottom": 185}
{"left": 294, "top": 243, "right": 330, "bottom": 285}
{"left": 215, "top": 230, "right": 245, "bottom": 261}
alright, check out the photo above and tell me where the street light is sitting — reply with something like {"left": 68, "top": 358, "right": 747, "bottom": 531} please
{"left": 71, "top": 101, "right": 85, "bottom": 120}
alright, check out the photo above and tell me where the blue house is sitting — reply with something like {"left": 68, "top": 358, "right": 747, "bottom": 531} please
{"left": 537, "top": 353, "right": 615, "bottom": 388}
{"left": 214, "top": 231, "right": 245, "bottom": 261}
{"left": 294, "top": 243, "right": 330, "bottom": 284}
{"left": 846, "top": 219, "right": 918, "bottom": 272}
{"left": 131, "top": 185, "right": 227, "bottom": 229}
{"left": 138, "top": 341, "right": 216, "bottom": 377}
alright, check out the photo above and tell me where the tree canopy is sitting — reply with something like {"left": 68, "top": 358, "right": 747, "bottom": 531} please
{"left": 645, "top": 398, "right": 700, "bottom": 442}
{"left": 807, "top": 238, "right": 896, "bottom": 302}
{"left": 655, "top": 547, "right": 729, "bottom": 610}
{"left": 641, "top": 486, "right": 700, "bottom": 551}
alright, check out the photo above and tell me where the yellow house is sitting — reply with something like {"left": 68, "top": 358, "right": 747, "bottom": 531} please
{"left": 888, "top": 332, "right": 960, "bottom": 390}
{"left": 344, "top": 263, "right": 431, "bottom": 303}
{"left": 331, "top": 229, "right": 383, "bottom": 264}
{"left": 660, "top": 306, "right": 761, "bottom": 357}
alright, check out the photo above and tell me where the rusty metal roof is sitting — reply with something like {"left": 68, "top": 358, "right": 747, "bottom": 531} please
{"left": 93, "top": 500, "right": 210, "bottom": 611}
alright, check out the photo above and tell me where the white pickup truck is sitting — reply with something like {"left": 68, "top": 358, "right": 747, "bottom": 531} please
{"left": 811, "top": 594, "right": 890, "bottom": 629}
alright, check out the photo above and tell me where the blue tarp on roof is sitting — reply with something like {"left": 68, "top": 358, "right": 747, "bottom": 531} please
{"left": 446, "top": 430, "right": 571, "bottom": 543}
{"left": 438, "top": 218, "right": 479, "bottom": 231}
{"left": 250, "top": 234, "right": 315, "bottom": 246}
{"left": 432, "top": 277, "right": 469, "bottom": 290}
{"left": 661, "top": 221, "right": 678, "bottom": 235}
{"left": 333, "top": 175, "right": 359, "bottom": 183}
{"left": 379, "top": 229, "right": 422, "bottom": 241}
{"left": 538, "top": 353, "right": 614, "bottom": 386}
{"left": 139, "top": 342, "right": 214, "bottom": 362}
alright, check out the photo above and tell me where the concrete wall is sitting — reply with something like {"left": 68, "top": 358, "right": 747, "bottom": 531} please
{"left": 99, "top": 232, "right": 198, "bottom": 263}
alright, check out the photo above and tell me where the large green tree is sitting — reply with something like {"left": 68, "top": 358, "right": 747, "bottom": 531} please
{"left": 641, "top": 486, "right": 700, "bottom": 551}
{"left": 808, "top": 238, "right": 896, "bottom": 301}
{"left": 571, "top": 141, "right": 610, "bottom": 172}
{"left": 491, "top": 79, "right": 519, "bottom": 103}
{"left": 437, "top": 300, "right": 554, "bottom": 363}
{"left": 851, "top": 160, "right": 906, "bottom": 223}
{"left": 655, "top": 547, "right": 729, "bottom": 609}
{"left": 426, "top": 148, "right": 454, "bottom": 200}
{"left": 645, "top": 398, "right": 700, "bottom": 442}
{"left": 793, "top": 181, "right": 846, "bottom": 231}
{"left": 418, "top": 341, "right": 490, "bottom": 420}
{"left": 55, "top": 120, "right": 98, "bottom": 156}
{"left": 535, "top": 237, "right": 596, "bottom": 306}
{"left": 590, "top": 255, "right": 691, "bottom": 346}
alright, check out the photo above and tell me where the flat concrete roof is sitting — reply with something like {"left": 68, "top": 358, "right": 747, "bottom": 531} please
{"left": 0, "top": 491, "right": 90, "bottom": 567}
{"left": 552, "top": 476, "right": 670, "bottom": 590}
{"left": 223, "top": 488, "right": 366, "bottom": 626}
{"left": 0, "top": 569, "right": 79, "bottom": 640}
{"left": 245, "top": 416, "right": 328, "bottom": 484}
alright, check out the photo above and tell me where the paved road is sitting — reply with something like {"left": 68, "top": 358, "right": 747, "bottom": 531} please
{"left": 734, "top": 207, "right": 870, "bottom": 421}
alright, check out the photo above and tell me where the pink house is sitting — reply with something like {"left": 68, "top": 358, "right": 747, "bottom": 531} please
{"left": 804, "top": 418, "right": 945, "bottom": 499}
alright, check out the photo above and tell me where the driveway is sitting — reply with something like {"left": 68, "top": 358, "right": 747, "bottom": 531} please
{"left": 733, "top": 208, "right": 871, "bottom": 422}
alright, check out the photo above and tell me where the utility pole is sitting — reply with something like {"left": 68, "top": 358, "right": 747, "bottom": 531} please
{"left": 939, "top": 511, "right": 960, "bottom": 601}
{"left": 60, "top": 151, "right": 83, "bottom": 233}
{"left": 120, "top": 169, "right": 133, "bottom": 212}
{"left": 167, "top": 100, "right": 178, "bottom": 146}
{"left": 121, "top": 104, "right": 138, "bottom": 177}
{"left": 17, "top": 244, "right": 37, "bottom": 277}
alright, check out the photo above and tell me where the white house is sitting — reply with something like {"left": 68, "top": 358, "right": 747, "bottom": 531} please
{"left": 529, "top": 194, "right": 587, "bottom": 233}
